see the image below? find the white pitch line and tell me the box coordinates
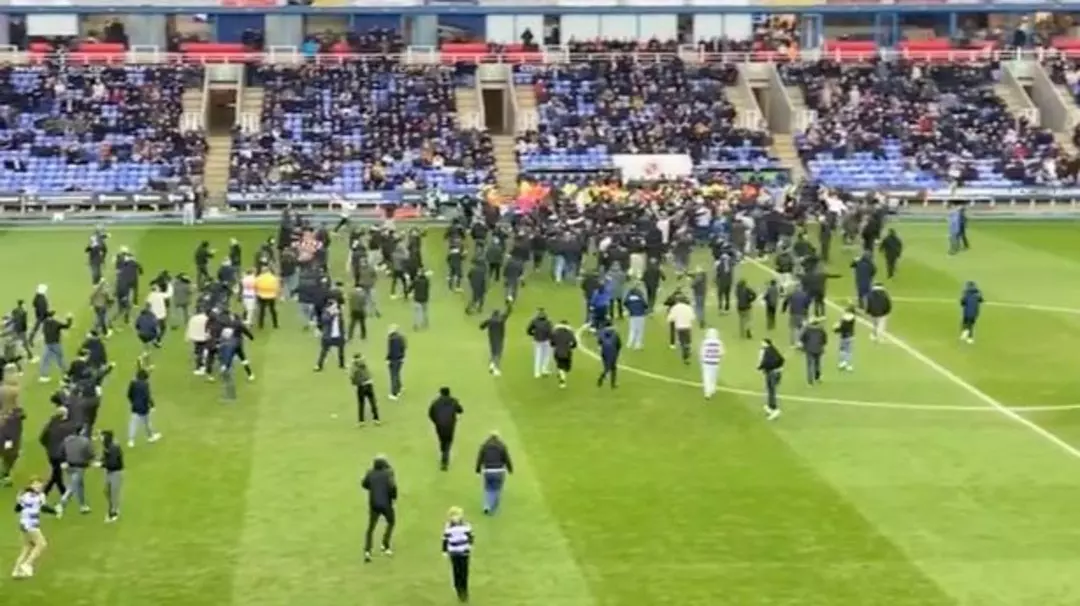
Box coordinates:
[745,258,1080,459]
[575,327,1080,413]
[890,296,1080,316]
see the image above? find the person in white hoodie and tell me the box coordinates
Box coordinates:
[699,328,724,399]
[185,309,209,375]
[146,285,168,337]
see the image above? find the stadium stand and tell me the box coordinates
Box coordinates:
[227,62,494,198]
[0,62,206,196]
[512,58,778,184]
[784,59,1062,190]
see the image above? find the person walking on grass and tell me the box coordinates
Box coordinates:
[442,506,474,603]
[361,455,397,563]
[475,431,512,515]
[126,368,161,447]
[100,430,123,523]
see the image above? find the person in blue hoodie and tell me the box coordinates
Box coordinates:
[125,368,161,447]
[960,281,983,344]
[315,301,346,372]
[134,304,160,353]
[623,284,648,350]
[595,323,622,389]
[589,282,612,333]
[849,251,877,310]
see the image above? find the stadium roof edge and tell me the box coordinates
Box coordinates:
[4,2,1076,14]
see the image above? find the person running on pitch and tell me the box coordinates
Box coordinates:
[12,477,57,579]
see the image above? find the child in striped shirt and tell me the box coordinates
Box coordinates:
[442,506,474,603]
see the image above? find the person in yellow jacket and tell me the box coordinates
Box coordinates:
[254,270,280,329]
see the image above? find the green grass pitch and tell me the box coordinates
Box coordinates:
[0,220,1079,606]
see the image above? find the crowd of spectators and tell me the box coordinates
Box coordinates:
[229,62,494,194]
[300,28,406,57]
[0,62,206,194]
[784,60,1064,189]
[514,58,775,177]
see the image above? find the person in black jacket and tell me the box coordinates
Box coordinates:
[406,269,431,330]
[865,283,892,342]
[386,326,406,400]
[126,368,161,447]
[9,300,33,362]
[38,311,74,383]
[39,407,75,498]
[0,405,25,486]
[361,455,397,562]
[799,318,827,385]
[735,280,757,339]
[28,285,50,346]
[757,339,785,421]
[100,429,124,523]
[475,431,513,515]
[428,387,464,471]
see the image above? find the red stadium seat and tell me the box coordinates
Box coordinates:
[823,39,877,61]
[180,42,250,63]
[1051,36,1080,51]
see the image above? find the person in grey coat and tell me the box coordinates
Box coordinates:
[58,429,95,516]
[170,273,193,329]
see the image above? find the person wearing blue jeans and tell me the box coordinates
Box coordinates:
[474,431,513,515]
[37,311,73,383]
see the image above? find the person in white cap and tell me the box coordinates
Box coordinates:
[699,328,724,399]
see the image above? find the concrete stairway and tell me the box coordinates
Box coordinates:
[993,83,1034,120]
[514,86,538,133]
[1055,131,1079,156]
[241,86,264,121]
[784,85,809,113]
[771,134,805,183]
[203,135,233,202]
[493,135,518,194]
[724,83,760,126]
[181,88,204,131]
[455,86,482,130]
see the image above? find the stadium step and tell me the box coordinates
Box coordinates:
[181,89,205,130]
[493,135,519,194]
[239,87,264,132]
[771,134,805,183]
[204,134,233,204]
[1054,131,1079,156]
[725,81,765,130]
[993,82,1037,122]
[514,86,538,133]
[784,86,808,112]
[455,87,482,130]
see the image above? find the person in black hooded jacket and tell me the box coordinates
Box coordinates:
[361,455,397,563]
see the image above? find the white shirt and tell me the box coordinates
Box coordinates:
[667,303,695,330]
[241,275,257,300]
[17,490,46,531]
[700,338,724,366]
[147,291,168,320]
[186,313,208,343]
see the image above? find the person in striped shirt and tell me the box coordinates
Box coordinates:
[699,328,725,399]
[12,477,56,578]
[442,506,474,603]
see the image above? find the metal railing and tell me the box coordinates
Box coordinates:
[9,46,1080,66]
[181,111,203,132]
[239,112,260,134]
[793,109,816,133]
[1017,107,1040,126]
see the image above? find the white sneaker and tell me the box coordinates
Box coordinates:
[37,377,49,384]
[20,564,32,577]
[148,433,162,443]
[54,504,64,519]
[127,440,135,448]
[767,408,782,421]
[247,374,256,382]
[492,368,501,377]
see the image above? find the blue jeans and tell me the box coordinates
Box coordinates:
[412,302,428,329]
[39,343,65,377]
[482,468,507,514]
[553,255,567,283]
[764,370,781,411]
[388,360,403,396]
[838,337,853,367]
